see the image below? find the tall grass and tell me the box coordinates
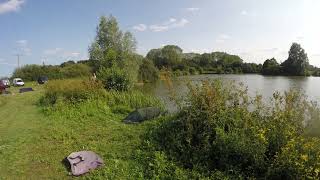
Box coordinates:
[40,79,164,115]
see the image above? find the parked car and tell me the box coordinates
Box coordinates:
[1,79,10,88]
[0,81,6,93]
[12,78,25,86]
[37,76,48,84]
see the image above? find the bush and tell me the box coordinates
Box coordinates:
[146,80,320,178]
[60,64,91,78]
[138,59,159,83]
[97,66,132,91]
[40,79,103,105]
[40,79,163,112]
[188,67,197,75]
[268,137,320,179]
[12,64,92,81]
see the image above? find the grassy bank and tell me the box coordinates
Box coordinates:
[0,80,164,179]
[2,79,320,179]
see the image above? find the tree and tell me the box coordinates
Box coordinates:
[262,58,280,75]
[146,45,183,69]
[138,59,159,83]
[60,60,76,67]
[88,15,137,69]
[281,43,309,76]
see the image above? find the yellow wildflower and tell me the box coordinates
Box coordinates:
[301,154,308,161]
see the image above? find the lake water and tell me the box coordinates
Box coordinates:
[142,74,320,112]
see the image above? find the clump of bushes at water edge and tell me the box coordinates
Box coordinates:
[142,80,320,179]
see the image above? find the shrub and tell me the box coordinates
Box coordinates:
[138,59,159,83]
[40,79,103,105]
[147,80,320,178]
[188,67,197,75]
[12,64,92,81]
[268,137,320,179]
[60,63,92,78]
[40,79,163,113]
[97,66,132,91]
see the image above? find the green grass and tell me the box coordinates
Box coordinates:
[0,83,161,179]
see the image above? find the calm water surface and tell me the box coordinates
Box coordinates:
[142,74,320,112]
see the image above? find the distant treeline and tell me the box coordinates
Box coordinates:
[261,43,316,76]
[12,63,92,81]
[145,42,319,77]
[10,16,319,83]
[12,41,319,82]
[146,45,262,75]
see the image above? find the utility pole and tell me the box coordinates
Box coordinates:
[15,54,22,68]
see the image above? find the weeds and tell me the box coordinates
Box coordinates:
[143,80,320,178]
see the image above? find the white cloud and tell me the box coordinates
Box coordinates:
[0,0,25,14]
[186,7,200,13]
[16,39,31,55]
[215,34,231,43]
[241,10,248,16]
[16,39,27,46]
[65,52,80,58]
[133,17,189,33]
[0,62,16,66]
[43,48,63,55]
[149,18,189,32]
[133,24,147,32]
[260,48,279,53]
[149,25,169,32]
[43,48,82,59]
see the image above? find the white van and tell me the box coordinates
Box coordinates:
[13,78,25,86]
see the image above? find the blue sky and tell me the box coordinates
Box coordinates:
[0,0,319,76]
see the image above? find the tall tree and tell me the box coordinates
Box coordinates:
[281,43,309,76]
[88,15,137,69]
[146,45,183,69]
[262,58,280,75]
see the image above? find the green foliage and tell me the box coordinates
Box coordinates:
[262,58,281,75]
[281,43,309,76]
[145,80,320,178]
[40,78,162,110]
[242,63,262,73]
[40,79,103,105]
[88,15,137,68]
[138,59,159,83]
[147,45,183,69]
[88,15,142,85]
[60,60,75,67]
[267,137,320,179]
[147,46,261,75]
[59,63,92,78]
[97,66,132,91]
[12,63,92,81]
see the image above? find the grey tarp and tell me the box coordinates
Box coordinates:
[123,107,162,123]
[67,151,104,176]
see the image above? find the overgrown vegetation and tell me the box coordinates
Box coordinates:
[40,79,163,111]
[141,80,320,179]
[12,63,92,81]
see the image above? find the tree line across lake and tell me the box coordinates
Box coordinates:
[8,15,318,85]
